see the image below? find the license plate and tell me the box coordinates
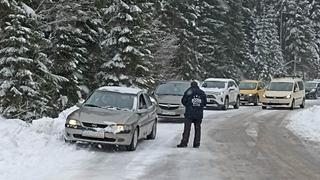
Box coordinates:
[269,100,279,103]
[82,130,104,139]
[162,111,176,115]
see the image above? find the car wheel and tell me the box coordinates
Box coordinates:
[234,96,240,109]
[300,98,305,108]
[241,103,245,106]
[254,96,259,106]
[147,120,157,140]
[222,97,229,110]
[127,128,138,151]
[290,99,295,110]
[262,106,266,109]
[314,94,317,99]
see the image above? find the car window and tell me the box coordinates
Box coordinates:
[84,90,135,110]
[155,82,189,96]
[143,93,152,108]
[231,81,237,88]
[294,83,299,91]
[228,82,232,88]
[139,94,147,109]
[202,81,226,89]
[297,81,304,91]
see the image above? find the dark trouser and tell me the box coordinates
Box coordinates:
[180,118,202,146]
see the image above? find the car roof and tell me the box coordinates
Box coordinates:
[204,78,234,82]
[305,81,320,84]
[97,86,143,95]
[271,77,303,83]
[163,80,190,84]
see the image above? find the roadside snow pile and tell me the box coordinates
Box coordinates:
[0,107,93,180]
[287,105,320,143]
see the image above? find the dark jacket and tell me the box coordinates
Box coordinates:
[181,86,207,120]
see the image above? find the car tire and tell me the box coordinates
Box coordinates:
[262,106,266,109]
[147,120,157,140]
[300,98,305,108]
[290,99,295,110]
[254,96,259,106]
[234,96,240,109]
[314,94,317,99]
[127,128,138,151]
[222,97,229,110]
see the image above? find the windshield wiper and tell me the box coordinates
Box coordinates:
[83,104,101,108]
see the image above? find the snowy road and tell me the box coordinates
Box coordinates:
[56,100,320,180]
[2,101,320,180]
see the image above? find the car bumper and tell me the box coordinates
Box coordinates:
[206,95,224,106]
[64,127,133,145]
[261,98,291,107]
[157,106,185,119]
[240,95,257,104]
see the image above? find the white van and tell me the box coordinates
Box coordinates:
[261,77,305,110]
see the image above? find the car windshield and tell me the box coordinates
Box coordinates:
[305,82,317,89]
[84,90,135,110]
[202,81,226,89]
[239,82,257,90]
[267,82,293,91]
[155,82,190,96]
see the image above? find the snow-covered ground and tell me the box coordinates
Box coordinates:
[0,107,94,180]
[287,105,320,143]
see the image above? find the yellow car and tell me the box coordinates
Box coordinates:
[239,80,265,106]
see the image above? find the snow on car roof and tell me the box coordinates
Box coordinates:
[97,86,143,94]
[204,78,234,82]
[271,77,302,82]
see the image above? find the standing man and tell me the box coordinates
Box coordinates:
[177,81,207,148]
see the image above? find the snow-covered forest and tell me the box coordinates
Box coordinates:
[0,0,320,121]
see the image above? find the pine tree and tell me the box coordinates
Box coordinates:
[46,0,101,107]
[283,0,316,77]
[161,0,203,80]
[98,0,152,88]
[255,1,285,80]
[0,2,62,120]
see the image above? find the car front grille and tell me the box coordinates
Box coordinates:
[265,96,286,99]
[207,95,215,99]
[159,104,180,110]
[73,134,116,142]
[82,122,108,128]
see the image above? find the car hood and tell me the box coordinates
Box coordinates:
[240,90,258,95]
[68,107,136,124]
[201,88,224,94]
[265,91,291,97]
[156,95,182,105]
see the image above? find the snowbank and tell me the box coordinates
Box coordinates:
[0,107,93,180]
[287,105,320,143]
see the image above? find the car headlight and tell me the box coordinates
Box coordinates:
[311,88,316,93]
[248,94,253,96]
[213,92,223,96]
[286,94,291,99]
[263,94,266,98]
[66,119,81,128]
[113,124,132,134]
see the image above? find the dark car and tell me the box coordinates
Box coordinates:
[305,81,320,99]
[64,86,157,151]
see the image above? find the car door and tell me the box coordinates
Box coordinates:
[257,82,265,99]
[143,93,157,134]
[317,83,320,97]
[227,81,236,103]
[137,93,150,138]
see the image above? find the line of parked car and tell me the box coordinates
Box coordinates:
[155,77,320,120]
[63,76,320,151]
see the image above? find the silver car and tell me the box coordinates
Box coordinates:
[64,86,158,151]
[154,81,190,120]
